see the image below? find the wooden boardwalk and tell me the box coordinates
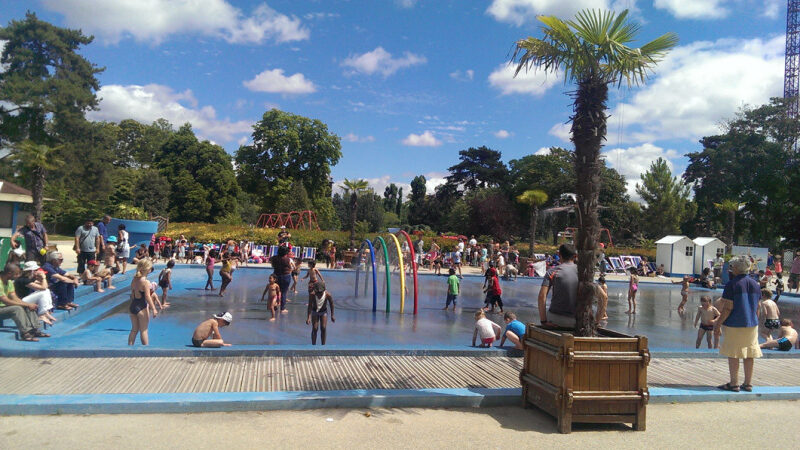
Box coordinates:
[0,356,797,395]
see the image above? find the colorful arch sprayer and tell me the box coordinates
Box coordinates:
[354,232,419,315]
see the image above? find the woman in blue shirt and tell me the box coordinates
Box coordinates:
[714,255,762,392]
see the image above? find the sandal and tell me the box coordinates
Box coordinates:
[56,305,73,311]
[740,384,753,392]
[68,303,79,308]
[717,382,740,392]
[33,330,51,338]
[19,332,39,342]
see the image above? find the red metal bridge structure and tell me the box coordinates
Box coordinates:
[256,210,320,230]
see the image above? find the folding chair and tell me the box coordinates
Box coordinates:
[302,247,317,261]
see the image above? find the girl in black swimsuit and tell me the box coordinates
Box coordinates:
[128,259,157,346]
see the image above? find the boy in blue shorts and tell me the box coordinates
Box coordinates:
[499,311,526,349]
[443,268,459,311]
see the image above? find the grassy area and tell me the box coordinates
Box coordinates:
[47,234,75,241]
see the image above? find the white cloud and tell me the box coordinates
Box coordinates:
[450,69,475,81]
[342,133,376,143]
[41,0,308,44]
[762,0,782,18]
[488,64,561,97]
[243,69,316,95]
[654,0,728,19]
[303,12,340,20]
[486,0,626,25]
[89,84,252,143]
[395,0,419,8]
[548,122,571,142]
[342,47,426,77]
[402,131,442,147]
[535,147,552,155]
[606,36,784,144]
[494,129,512,139]
[604,143,680,201]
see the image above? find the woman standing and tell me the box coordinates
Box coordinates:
[270,246,293,313]
[714,255,762,392]
[129,259,157,346]
[218,251,236,297]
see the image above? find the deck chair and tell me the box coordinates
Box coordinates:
[630,256,642,268]
[621,256,635,270]
[267,245,279,258]
[603,258,616,273]
[534,253,546,260]
[648,262,658,273]
[302,247,317,261]
[608,257,625,273]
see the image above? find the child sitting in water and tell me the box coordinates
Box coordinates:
[260,273,280,321]
[760,319,798,351]
[626,268,639,314]
[673,275,690,314]
[693,295,720,349]
[191,312,233,347]
[758,288,780,340]
[472,310,501,348]
[499,311,526,350]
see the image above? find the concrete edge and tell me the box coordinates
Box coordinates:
[3,386,800,415]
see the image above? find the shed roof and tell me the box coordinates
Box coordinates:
[655,235,690,245]
[0,180,33,204]
[693,237,723,246]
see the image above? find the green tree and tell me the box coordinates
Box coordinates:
[396,187,404,216]
[0,13,103,218]
[155,124,239,222]
[9,141,63,219]
[340,178,369,247]
[517,189,549,256]
[635,158,691,238]
[235,109,342,212]
[383,183,399,212]
[276,180,312,213]
[512,9,677,336]
[714,200,742,253]
[446,146,508,191]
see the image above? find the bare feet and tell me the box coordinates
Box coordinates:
[108,285,116,289]
[625,310,632,314]
[442,307,448,310]
[281,309,288,314]
[39,315,53,325]
[97,288,105,293]
[269,318,276,322]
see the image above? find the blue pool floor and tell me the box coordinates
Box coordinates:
[26,266,800,350]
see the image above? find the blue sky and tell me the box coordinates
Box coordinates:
[0,0,787,200]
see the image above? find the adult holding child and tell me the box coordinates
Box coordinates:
[270,245,293,313]
[11,214,49,264]
[714,255,762,392]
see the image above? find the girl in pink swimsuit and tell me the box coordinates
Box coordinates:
[626,268,639,314]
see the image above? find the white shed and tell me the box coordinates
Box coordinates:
[655,235,695,276]
[692,237,726,275]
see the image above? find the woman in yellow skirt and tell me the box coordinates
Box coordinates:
[714,255,762,392]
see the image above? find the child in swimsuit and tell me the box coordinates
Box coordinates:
[626,268,639,314]
[758,288,781,340]
[472,310,501,348]
[672,275,690,314]
[191,312,232,348]
[306,281,335,345]
[204,252,215,290]
[158,259,174,308]
[693,295,720,349]
[290,255,300,294]
[302,260,324,295]
[760,319,798,351]
[218,251,235,297]
[260,274,280,321]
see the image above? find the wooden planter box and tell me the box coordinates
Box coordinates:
[521,325,649,433]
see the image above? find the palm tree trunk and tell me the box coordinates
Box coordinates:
[529,206,537,257]
[572,78,607,337]
[727,210,735,253]
[32,167,46,221]
[349,195,358,250]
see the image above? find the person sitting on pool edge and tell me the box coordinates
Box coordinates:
[191,312,233,348]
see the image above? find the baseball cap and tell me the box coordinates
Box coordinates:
[22,261,40,271]
[214,312,233,324]
[88,260,99,266]
[107,236,117,242]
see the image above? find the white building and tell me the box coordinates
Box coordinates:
[692,237,726,276]
[655,235,695,276]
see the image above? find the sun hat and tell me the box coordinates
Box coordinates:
[12,248,24,256]
[22,261,40,271]
[313,281,326,294]
[214,311,233,323]
[108,236,117,243]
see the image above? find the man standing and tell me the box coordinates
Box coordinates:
[96,215,111,257]
[11,214,48,264]
[537,244,579,328]
[74,219,101,274]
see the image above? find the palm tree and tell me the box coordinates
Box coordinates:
[512,9,677,336]
[341,178,369,249]
[714,200,742,253]
[517,189,549,257]
[10,140,64,220]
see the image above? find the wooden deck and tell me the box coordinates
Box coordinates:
[0,356,797,395]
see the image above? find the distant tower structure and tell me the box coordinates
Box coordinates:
[785,0,800,150]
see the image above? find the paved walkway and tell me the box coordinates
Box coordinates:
[2,355,798,395]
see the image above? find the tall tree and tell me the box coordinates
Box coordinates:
[0,12,103,218]
[635,158,691,238]
[9,141,63,220]
[517,189,549,256]
[512,9,677,336]
[408,175,427,225]
[383,183,399,212]
[396,187,404,216]
[446,146,508,191]
[341,178,369,248]
[235,109,341,212]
